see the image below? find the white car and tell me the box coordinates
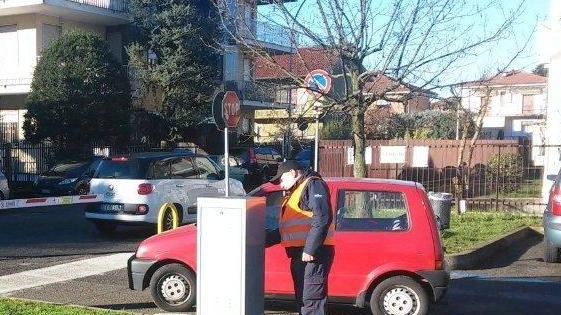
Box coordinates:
[85,152,245,233]
[0,170,9,199]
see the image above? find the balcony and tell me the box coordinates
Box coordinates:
[0,0,129,25]
[520,106,547,117]
[238,21,296,54]
[243,80,275,103]
[222,80,289,109]
[0,76,33,94]
[256,21,297,52]
[64,0,128,12]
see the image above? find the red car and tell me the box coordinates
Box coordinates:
[128,178,449,315]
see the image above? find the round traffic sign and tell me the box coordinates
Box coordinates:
[304,69,332,96]
[222,91,241,128]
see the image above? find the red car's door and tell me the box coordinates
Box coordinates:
[328,184,422,297]
[260,189,293,294]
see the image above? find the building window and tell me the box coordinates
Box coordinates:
[0,25,18,72]
[275,89,290,103]
[243,58,252,81]
[522,94,534,114]
[499,90,506,105]
[0,122,18,143]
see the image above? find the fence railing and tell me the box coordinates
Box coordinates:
[256,21,297,49]
[319,139,554,212]
[0,0,129,13]
[64,0,129,13]
[0,77,33,87]
[0,142,155,183]
[243,81,276,103]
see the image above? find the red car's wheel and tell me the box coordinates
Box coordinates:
[370,276,428,315]
[150,263,196,312]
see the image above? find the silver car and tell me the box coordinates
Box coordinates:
[543,168,561,262]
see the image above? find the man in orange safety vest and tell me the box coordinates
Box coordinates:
[267,160,334,315]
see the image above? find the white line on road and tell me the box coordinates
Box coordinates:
[0,252,133,295]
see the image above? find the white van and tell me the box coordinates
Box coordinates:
[85,151,245,233]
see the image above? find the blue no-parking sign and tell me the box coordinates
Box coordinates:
[304,69,332,96]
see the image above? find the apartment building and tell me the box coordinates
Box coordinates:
[538,0,561,200]
[460,70,547,166]
[219,0,295,137]
[0,0,295,142]
[0,0,129,142]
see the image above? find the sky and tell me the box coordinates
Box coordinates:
[258,0,551,94]
[485,0,550,72]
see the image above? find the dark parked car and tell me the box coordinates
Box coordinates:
[229,146,282,190]
[33,157,103,196]
[208,155,250,189]
[294,147,312,170]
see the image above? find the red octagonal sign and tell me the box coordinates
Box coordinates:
[222,91,241,128]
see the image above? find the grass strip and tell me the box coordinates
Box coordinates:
[441,211,541,254]
[0,298,132,315]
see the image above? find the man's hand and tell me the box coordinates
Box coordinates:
[302,252,314,262]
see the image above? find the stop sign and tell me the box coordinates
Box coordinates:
[222,91,241,128]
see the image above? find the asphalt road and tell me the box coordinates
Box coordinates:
[1,204,561,315]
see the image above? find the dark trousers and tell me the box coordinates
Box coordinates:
[288,245,334,315]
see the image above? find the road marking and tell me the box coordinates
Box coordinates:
[0,252,133,295]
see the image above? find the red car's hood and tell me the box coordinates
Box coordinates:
[136,224,198,259]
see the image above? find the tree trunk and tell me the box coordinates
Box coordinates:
[454,89,491,214]
[352,104,367,178]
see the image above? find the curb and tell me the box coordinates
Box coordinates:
[445,226,543,270]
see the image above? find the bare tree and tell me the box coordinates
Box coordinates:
[449,84,491,212]
[216,0,528,178]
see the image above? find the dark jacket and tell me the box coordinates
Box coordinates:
[266,171,333,257]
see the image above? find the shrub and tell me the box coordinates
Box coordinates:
[24,30,131,152]
[320,119,352,140]
[485,152,524,193]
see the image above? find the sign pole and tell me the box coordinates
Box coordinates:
[304,69,331,173]
[314,104,319,172]
[224,126,230,197]
[214,90,240,197]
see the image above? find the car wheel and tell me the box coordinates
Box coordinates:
[150,263,196,313]
[93,220,117,234]
[161,207,177,232]
[370,276,428,315]
[544,235,559,263]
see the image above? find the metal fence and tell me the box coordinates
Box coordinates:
[0,0,129,12]
[319,139,551,213]
[0,142,155,183]
[65,0,129,13]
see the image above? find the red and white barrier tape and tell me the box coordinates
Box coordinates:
[0,194,102,210]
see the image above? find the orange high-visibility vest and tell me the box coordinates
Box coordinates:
[279,177,335,248]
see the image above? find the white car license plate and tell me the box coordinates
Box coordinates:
[100,204,123,212]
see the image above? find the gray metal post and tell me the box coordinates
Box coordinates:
[314,104,319,171]
[224,127,230,197]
